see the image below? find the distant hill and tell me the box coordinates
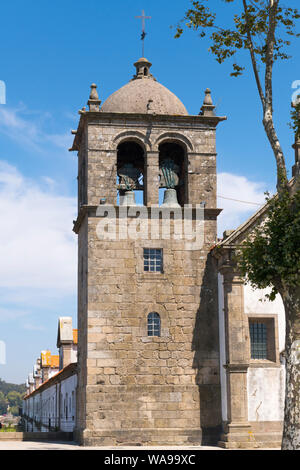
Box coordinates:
[0,379,26,415]
[0,379,26,396]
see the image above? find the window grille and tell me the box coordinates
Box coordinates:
[147,312,161,337]
[250,322,268,359]
[143,248,163,273]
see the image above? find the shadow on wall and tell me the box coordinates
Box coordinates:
[192,253,222,445]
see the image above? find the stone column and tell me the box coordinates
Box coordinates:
[42,366,51,383]
[219,261,254,449]
[61,343,72,369]
[144,151,159,206]
[292,140,300,178]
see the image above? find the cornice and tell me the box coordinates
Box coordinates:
[69,111,227,152]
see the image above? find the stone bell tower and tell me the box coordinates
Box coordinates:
[70,57,226,446]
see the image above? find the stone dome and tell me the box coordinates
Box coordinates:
[101,58,188,116]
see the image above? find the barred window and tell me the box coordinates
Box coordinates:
[147,312,161,337]
[250,322,268,359]
[144,248,163,273]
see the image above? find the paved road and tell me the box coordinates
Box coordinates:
[0,441,224,450]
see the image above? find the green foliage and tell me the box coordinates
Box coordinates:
[236,188,300,300]
[6,391,23,409]
[0,379,26,415]
[0,426,17,432]
[8,406,20,416]
[0,379,26,396]
[175,0,300,77]
[0,391,7,415]
[177,1,300,299]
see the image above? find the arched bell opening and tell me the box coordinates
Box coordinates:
[158,142,186,207]
[117,141,145,206]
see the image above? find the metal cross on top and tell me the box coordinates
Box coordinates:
[135,10,151,57]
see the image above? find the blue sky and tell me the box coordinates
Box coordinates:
[0,0,299,383]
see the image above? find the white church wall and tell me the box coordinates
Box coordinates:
[244,284,286,422]
[217,277,286,424]
[244,284,286,351]
[247,367,285,422]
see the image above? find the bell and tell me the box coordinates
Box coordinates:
[119,190,137,206]
[161,188,181,208]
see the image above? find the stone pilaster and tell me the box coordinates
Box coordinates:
[61,344,72,369]
[42,367,51,383]
[218,261,254,449]
[144,151,159,206]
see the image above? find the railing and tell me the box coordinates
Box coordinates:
[22,414,75,433]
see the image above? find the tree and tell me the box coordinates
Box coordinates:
[176,0,300,450]
[0,378,26,396]
[0,391,7,415]
[6,391,23,411]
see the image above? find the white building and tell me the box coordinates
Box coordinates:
[214,204,286,447]
[22,317,77,433]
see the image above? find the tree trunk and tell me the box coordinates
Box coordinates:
[280,287,300,450]
[262,109,288,194]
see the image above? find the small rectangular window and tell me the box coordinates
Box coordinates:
[249,322,268,359]
[143,248,163,273]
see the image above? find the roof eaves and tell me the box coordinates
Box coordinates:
[23,363,77,400]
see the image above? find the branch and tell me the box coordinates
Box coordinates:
[242,0,266,108]
[264,0,288,192]
[264,0,278,112]
[248,0,262,13]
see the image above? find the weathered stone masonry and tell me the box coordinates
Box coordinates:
[71,58,226,446]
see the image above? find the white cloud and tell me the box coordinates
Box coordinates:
[0,307,29,322]
[217,172,270,237]
[0,165,270,289]
[0,164,270,301]
[0,161,77,291]
[22,323,46,331]
[0,106,72,152]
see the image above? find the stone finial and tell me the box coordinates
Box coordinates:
[87,83,101,111]
[204,88,213,105]
[90,83,99,100]
[200,88,216,117]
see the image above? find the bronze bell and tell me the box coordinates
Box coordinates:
[161,188,180,208]
[119,190,137,206]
